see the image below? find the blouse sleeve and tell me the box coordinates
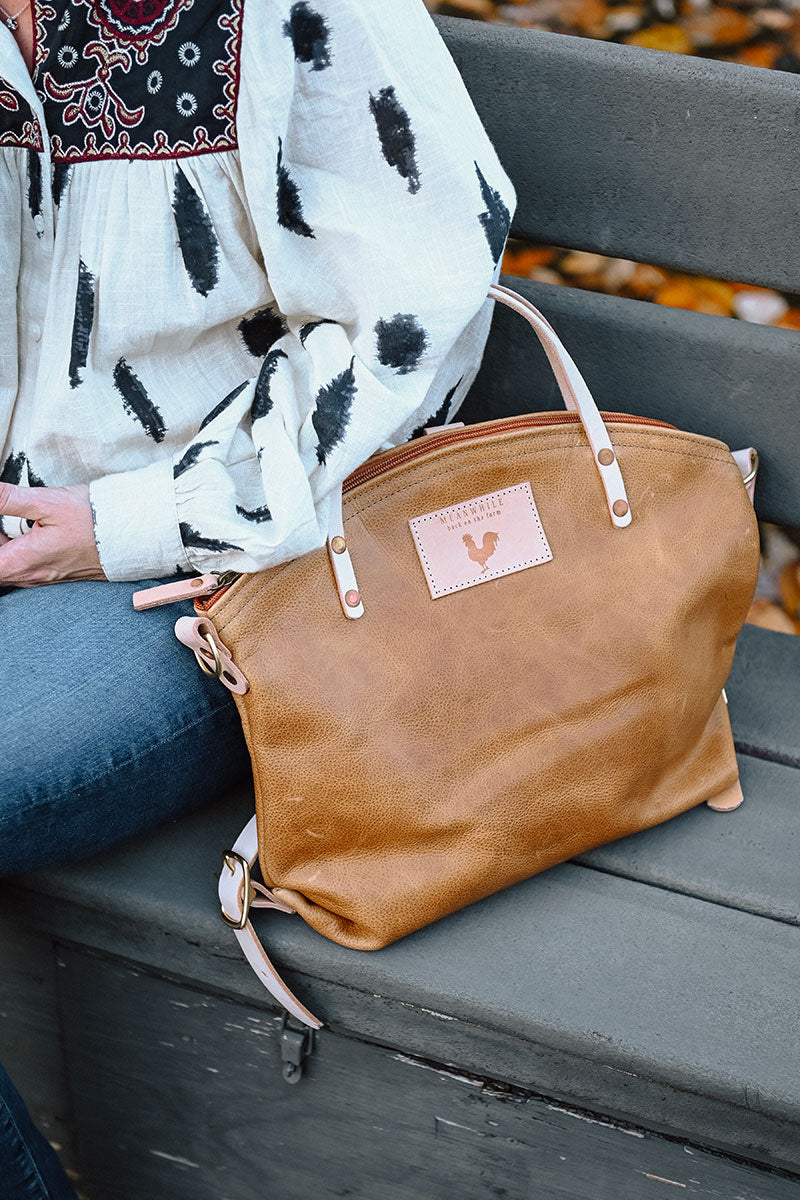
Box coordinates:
[90,0,516,581]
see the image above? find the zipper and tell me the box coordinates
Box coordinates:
[345,410,673,491]
[188,411,674,613]
[193,570,240,612]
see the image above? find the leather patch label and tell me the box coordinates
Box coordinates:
[409,482,552,599]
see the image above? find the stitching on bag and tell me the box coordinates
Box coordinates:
[411,481,552,597]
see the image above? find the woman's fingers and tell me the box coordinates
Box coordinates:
[0,484,105,586]
[0,482,50,521]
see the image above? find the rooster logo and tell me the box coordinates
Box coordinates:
[463,531,500,573]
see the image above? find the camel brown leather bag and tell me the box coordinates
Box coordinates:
[141,284,760,1030]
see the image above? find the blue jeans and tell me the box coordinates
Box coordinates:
[0,576,252,1196]
[0,1064,77,1200]
[0,577,251,875]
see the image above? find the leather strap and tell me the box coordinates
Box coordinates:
[218,816,324,1029]
[487,284,632,528]
[732,447,759,503]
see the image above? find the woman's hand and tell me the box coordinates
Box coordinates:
[0,483,106,586]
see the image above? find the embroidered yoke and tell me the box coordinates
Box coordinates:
[0,0,515,580]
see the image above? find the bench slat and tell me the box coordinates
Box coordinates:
[439,17,800,293]
[728,624,800,769]
[579,751,800,926]
[463,275,800,526]
[5,787,800,1169]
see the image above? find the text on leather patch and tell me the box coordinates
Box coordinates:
[409,482,552,599]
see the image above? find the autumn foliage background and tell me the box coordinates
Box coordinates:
[427,0,800,634]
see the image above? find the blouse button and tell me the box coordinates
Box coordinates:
[29,322,42,342]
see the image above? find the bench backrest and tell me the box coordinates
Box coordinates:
[438,17,800,528]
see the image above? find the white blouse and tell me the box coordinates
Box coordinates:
[0,0,515,581]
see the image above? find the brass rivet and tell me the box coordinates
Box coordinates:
[331,536,347,555]
[598,448,615,466]
[345,590,361,608]
[613,499,630,518]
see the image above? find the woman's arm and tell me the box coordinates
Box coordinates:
[5,0,515,586]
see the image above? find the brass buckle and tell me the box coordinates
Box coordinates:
[220,850,254,929]
[195,632,222,679]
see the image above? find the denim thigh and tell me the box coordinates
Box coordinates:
[0,577,251,876]
[0,1063,77,1199]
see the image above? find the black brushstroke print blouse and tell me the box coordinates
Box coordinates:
[0,0,516,580]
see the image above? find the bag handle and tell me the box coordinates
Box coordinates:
[487,284,632,528]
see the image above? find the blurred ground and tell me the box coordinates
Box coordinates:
[428,0,800,632]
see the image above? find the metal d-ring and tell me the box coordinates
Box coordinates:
[194,631,222,679]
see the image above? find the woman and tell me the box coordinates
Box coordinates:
[0,0,515,1190]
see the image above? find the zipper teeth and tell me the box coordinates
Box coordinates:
[196,411,674,612]
[344,411,673,491]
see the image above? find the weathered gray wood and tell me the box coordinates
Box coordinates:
[727,624,800,768]
[0,918,77,1179]
[437,17,800,293]
[58,951,799,1200]
[462,275,800,527]
[3,783,800,1170]
[579,752,800,925]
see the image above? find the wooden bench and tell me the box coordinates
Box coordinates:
[2,17,800,1198]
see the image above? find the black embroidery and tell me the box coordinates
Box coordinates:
[252,349,287,421]
[369,86,420,195]
[299,318,337,345]
[33,0,244,163]
[179,521,242,553]
[313,357,356,465]
[173,440,219,479]
[236,503,272,523]
[69,259,95,389]
[375,313,428,375]
[239,308,287,357]
[113,358,167,443]
[52,161,71,205]
[172,168,219,297]
[27,150,42,231]
[283,2,332,71]
[198,380,249,431]
[276,138,315,238]
[0,84,42,152]
[411,378,463,439]
[475,162,511,265]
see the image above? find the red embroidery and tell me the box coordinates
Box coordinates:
[101,0,174,30]
[0,84,43,152]
[87,0,192,66]
[28,0,244,163]
[43,42,145,141]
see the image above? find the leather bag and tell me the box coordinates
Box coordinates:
[149,284,760,1029]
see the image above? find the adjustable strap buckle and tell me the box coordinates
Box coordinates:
[220,850,254,930]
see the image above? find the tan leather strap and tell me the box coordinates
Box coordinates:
[218,816,323,1029]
